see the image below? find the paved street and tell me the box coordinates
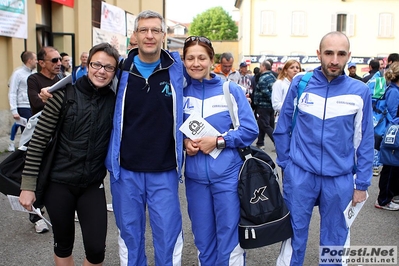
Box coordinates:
[0,138,398,266]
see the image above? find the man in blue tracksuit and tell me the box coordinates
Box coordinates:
[273,32,374,266]
[105,10,185,266]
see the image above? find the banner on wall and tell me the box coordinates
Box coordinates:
[0,0,27,39]
[126,13,137,38]
[101,2,126,36]
[93,27,127,57]
[243,55,375,66]
[52,0,74,8]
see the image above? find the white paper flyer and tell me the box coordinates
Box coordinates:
[179,113,222,159]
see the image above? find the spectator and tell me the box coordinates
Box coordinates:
[28,46,62,115]
[271,59,301,114]
[253,60,276,149]
[105,10,185,265]
[274,31,374,265]
[60,52,71,76]
[7,51,37,152]
[362,59,380,83]
[20,42,119,266]
[347,62,362,81]
[237,62,252,93]
[375,61,399,211]
[266,58,279,78]
[72,52,88,83]
[212,52,241,83]
[182,35,258,266]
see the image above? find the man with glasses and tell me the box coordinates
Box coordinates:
[28,46,62,115]
[25,46,62,234]
[105,10,185,266]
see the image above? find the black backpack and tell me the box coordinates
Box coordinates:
[223,81,292,249]
[237,146,292,249]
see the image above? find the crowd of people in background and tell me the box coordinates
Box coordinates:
[4,8,399,266]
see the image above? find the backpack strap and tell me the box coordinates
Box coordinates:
[292,72,313,132]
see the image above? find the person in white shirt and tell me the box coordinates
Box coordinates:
[271,59,301,116]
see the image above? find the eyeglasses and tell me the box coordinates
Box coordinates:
[89,62,116,72]
[137,27,163,35]
[43,57,62,63]
[184,36,212,47]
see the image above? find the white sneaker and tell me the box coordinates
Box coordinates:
[375,200,399,211]
[372,166,381,176]
[74,211,79,222]
[35,219,49,233]
[7,142,15,152]
[392,196,399,204]
[107,203,113,212]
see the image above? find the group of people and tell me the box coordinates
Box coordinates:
[9,8,385,266]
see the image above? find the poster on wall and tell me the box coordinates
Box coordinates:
[126,13,137,38]
[0,0,27,39]
[52,0,74,8]
[93,27,127,57]
[100,2,126,36]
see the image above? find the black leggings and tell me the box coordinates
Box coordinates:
[44,181,107,264]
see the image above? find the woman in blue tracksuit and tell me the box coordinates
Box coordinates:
[182,36,258,266]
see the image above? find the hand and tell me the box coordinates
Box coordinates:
[184,138,199,156]
[12,113,21,120]
[196,136,218,154]
[352,189,367,206]
[39,87,53,103]
[19,190,36,211]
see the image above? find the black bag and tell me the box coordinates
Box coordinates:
[237,146,293,249]
[0,84,74,206]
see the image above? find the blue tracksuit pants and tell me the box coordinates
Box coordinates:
[282,161,353,266]
[185,175,245,266]
[110,168,183,266]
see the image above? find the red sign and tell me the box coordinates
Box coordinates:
[52,0,74,8]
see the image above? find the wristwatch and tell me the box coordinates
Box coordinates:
[216,136,226,149]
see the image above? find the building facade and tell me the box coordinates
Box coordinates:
[234,0,399,73]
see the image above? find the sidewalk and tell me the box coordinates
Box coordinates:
[0,133,20,154]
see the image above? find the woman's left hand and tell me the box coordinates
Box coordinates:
[197,136,218,154]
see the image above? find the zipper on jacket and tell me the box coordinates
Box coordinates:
[201,82,211,182]
[320,84,329,176]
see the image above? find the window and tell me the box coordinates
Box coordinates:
[379,13,393,38]
[92,0,102,28]
[291,11,307,36]
[260,10,275,35]
[331,13,354,36]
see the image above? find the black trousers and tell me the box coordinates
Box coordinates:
[377,165,399,205]
[256,107,275,146]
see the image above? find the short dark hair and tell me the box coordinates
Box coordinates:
[60,52,69,58]
[369,59,380,71]
[37,46,58,61]
[388,53,399,64]
[87,43,120,67]
[21,51,35,64]
[266,58,274,66]
[220,52,234,63]
[253,67,260,75]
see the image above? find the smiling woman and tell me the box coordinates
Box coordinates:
[19,42,120,266]
[182,35,258,265]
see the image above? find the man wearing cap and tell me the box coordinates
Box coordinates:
[238,62,252,93]
[347,62,362,81]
